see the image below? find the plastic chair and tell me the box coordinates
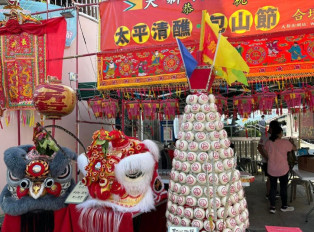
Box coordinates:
[290,178,313,205]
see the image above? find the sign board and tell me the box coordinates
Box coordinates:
[65,181,89,204]
[99,0,314,51]
[161,121,175,143]
[299,111,314,140]
[168,227,199,232]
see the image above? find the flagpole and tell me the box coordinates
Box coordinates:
[176,38,192,91]
[205,32,222,91]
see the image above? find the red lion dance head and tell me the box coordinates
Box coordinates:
[77,129,167,231]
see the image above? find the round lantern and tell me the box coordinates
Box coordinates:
[33,82,76,119]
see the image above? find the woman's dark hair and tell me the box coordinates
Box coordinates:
[269,126,283,142]
[269,120,280,130]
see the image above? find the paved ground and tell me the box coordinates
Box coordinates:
[246,175,314,232]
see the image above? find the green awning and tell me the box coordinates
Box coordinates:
[77,82,101,101]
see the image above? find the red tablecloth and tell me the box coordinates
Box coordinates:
[2,207,69,232]
[2,201,167,232]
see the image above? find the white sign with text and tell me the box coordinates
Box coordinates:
[65,181,89,204]
[168,227,199,232]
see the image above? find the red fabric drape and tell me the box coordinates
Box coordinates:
[1,207,68,232]
[0,17,66,80]
[0,17,64,36]
[1,202,167,232]
[45,18,67,79]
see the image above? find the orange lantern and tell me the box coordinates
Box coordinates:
[33,81,76,119]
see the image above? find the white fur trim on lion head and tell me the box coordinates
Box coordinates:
[77,153,88,177]
[142,140,160,162]
[115,151,155,197]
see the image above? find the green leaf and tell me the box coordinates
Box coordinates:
[40,140,49,149]
[95,139,106,145]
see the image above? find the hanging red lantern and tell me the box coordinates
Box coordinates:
[33,80,76,119]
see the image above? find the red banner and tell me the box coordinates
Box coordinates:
[0,17,66,109]
[232,33,314,76]
[97,44,197,90]
[100,0,314,51]
[0,33,46,109]
[97,33,314,89]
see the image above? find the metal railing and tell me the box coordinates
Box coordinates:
[48,0,100,20]
[230,137,261,174]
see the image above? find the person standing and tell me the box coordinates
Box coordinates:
[258,115,266,135]
[265,125,297,214]
[257,120,280,199]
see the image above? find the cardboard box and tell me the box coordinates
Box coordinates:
[298,156,314,173]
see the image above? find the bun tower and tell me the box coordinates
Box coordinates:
[166,93,249,232]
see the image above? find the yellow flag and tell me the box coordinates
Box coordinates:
[215,67,237,85]
[200,10,249,74]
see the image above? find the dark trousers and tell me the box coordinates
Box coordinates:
[269,172,289,207]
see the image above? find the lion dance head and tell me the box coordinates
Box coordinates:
[77,129,167,231]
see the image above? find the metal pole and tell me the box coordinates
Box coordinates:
[17,110,21,145]
[31,2,100,16]
[52,119,56,137]
[31,6,76,15]
[75,7,79,183]
[121,100,125,132]
[298,110,301,148]
[46,0,49,21]
[205,33,222,91]
[77,120,118,126]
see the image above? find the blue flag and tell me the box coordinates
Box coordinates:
[176,38,198,78]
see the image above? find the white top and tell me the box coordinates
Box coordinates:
[259,119,266,133]
[293,165,314,181]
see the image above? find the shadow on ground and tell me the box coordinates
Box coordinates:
[246,175,314,232]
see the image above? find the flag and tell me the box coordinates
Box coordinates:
[199,11,219,64]
[215,67,236,85]
[215,67,248,86]
[229,69,248,86]
[176,38,198,78]
[199,10,249,85]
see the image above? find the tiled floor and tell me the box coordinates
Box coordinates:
[246,175,314,232]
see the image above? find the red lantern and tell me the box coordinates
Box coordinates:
[33,82,76,119]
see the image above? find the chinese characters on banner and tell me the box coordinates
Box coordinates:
[0,17,67,109]
[0,33,46,109]
[98,0,314,89]
[100,0,314,51]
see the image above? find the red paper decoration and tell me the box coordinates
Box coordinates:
[281,88,305,113]
[124,100,141,120]
[233,96,255,118]
[256,92,277,114]
[102,98,119,119]
[142,100,159,120]
[88,98,119,119]
[215,95,228,116]
[305,86,314,112]
[88,98,103,118]
[160,99,179,120]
